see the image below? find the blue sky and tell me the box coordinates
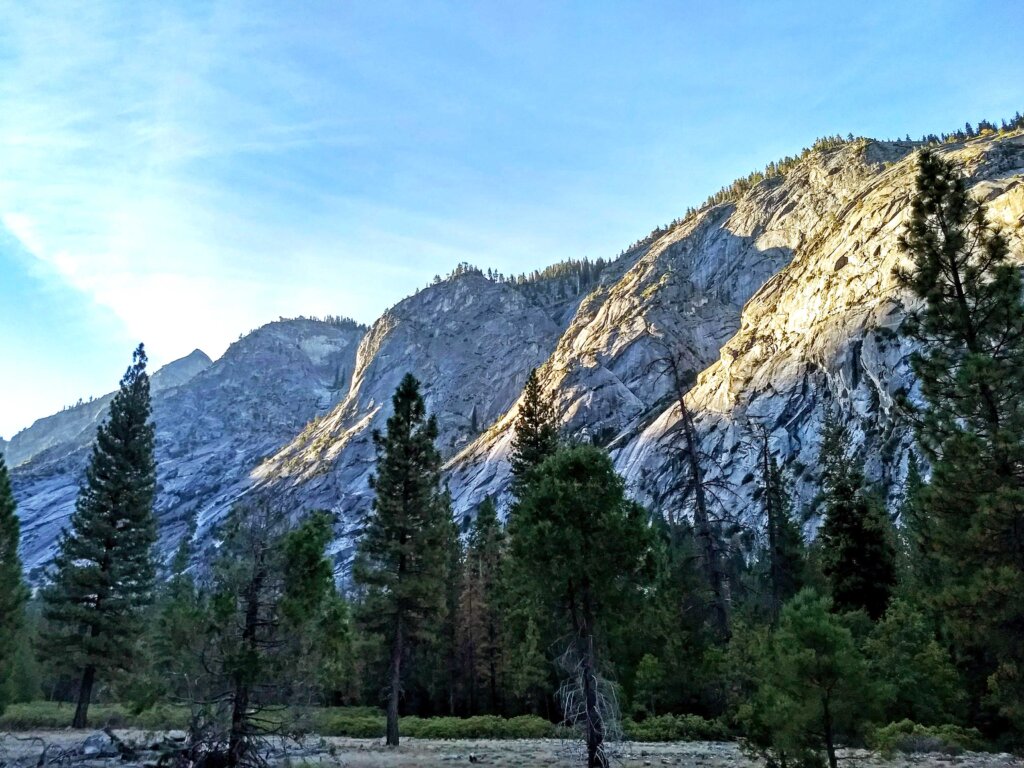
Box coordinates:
[1,0,1022,439]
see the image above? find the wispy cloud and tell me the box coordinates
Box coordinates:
[1,0,1021,437]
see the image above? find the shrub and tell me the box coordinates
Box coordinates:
[310,707,386,738]
[309,710,554,739]
[0,701,188,730]
[400,715,555,739]
[624,714,730,742]
[867,720,986,756]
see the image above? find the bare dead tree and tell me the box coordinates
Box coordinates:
[556,636,622,768]
[641,319,731,639]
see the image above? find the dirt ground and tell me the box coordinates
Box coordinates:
[1,731,1022,768]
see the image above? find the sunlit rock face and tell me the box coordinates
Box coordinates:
[249,273,588,564]
[11,132,1024,576]
[448,135,1024,535]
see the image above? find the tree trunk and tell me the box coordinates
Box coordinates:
[761,430,783,624]
[72,665,95,728]
[386,617,404,747]
[228,680,250,768]
[822,695,837,768]
[674,374,730,640]
[229,562,265,768]
[581,635,607,768]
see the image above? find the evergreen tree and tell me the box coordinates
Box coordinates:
[509,368,559,490]
[457,496,506,714]
[816,416,896,620]
[0,455,28,714]
[123,530,206,711]
[506,616,549,715]
[509,445,652,767]
[633,653,665,717]
[198,505,341,767]
[864,599,964,726]
[354,373,451,746]
[754,432,805,623]
[895,148,1024,733]
[40,344,157,728]
[749,590,879,768]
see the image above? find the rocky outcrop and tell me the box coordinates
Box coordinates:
[250,273,586,561]
[11,131,1024,576]
[609,136,1024,528]
[4,349,212,469]
[11,319,364,575]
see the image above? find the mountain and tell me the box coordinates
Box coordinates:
[3,349,213,469]
[10,318,365,576]
[10,129,1024,577]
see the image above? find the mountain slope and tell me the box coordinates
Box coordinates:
[11,130,1024,577]
[11,318,365,575]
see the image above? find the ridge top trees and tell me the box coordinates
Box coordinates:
[40,343,157,728]
[354,373,451,746]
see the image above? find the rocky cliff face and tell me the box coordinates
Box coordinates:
[11,131,1024,576]
[250,272,593,562]
[4,349,213,469]
[448,134,1024,534]
[11,318,364,575]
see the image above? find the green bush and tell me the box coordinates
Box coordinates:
[310,710,554,739]
[400,715,555,739]
[0,701,189,730]
[310,707,386,738]
[624,713,731,742]
[867,720,986,755]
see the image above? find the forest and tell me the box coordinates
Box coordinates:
[1,150,1023,768]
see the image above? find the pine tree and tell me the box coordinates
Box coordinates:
[354,373,451,746]
[509,445,652,767]
[895,148,1024,732]
[509,368,559,491]
[40,344,157,728]
[198,504,340,767]
[457,497,506,713]
[755,431,805,623]
[633,654,665,717]
[816,416,896,621]
[864,599,964,726]
[123,530,206,711]
[0,455,28,714]
[506,616,548,714]
[750,590,879,768]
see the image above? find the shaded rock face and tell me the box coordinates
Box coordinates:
[4,349,213,469]
[11,319,364,575]
[11,132,1024,577]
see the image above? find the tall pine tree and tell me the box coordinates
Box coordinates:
[509,368,559,490]
[40,344,157,728]
[457,496,506,714]
[0,455,28,714]
[896,148,1024,733]
[509,445,652,767]
[816,416,896,621]
[354,373,451,746]
[754,431,805,624]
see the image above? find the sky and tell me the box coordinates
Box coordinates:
[1,1,1022,439]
